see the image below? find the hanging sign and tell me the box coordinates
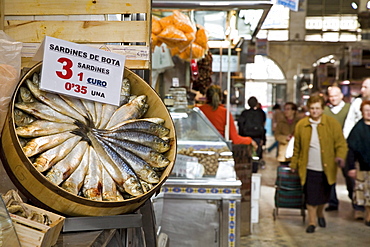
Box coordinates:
[36,36,126,106]
[276,0,300,12]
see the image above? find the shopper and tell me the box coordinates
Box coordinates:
[290,94,348,233]
[346,100,370,227]
[199,85,257,148]
[274,102,300,166]
[237,96,266,161]
[342,78,370,219]
[323,85,351,212]
[267,103,284,154]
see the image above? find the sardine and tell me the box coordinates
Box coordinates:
[33,135,82,172]
[98,104,118,129]
[61,147,89,195]
[119,78,131,105]
[99,136,170,168]
[59,95,89,119]
[18,86,36,103]
[45,141,88,185]
[22,131,76,157]
[26,78,87,124]
[100,138,159,183]
[15,102,77,124]
[81,99,96,124]
[96,130,171,153]
[105,95,148,129]
[102,167,123,201]
[106,117,165,130]
[14,109,36,127]
[16,120,78,138]
[140,180,154,193]
[82,147,103,201]
[97,78,131,129]
[94,102,103,127]
[87,132,143,196]
[99,119,170,137]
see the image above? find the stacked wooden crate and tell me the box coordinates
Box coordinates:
[0,0,151,70]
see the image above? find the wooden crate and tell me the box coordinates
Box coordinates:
[0,0,151,70]
[10,203,65,247]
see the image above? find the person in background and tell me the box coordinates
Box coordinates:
[343,78,370,138]
[237,96,266,163]
[274,102,300,166]
[290,95,348,233]
[323,86,351,212]
[267,104,284,154]
[199,85,257,148]
[342,78,370,219]
[346,100,370,227]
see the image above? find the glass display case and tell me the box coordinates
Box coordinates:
[152,107,241,247]
[170,107,235,179]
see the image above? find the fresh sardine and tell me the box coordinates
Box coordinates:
[100,138,159,183]
[94,102,103,127]
[18,86,36,103]
[16,120,78,138]
[100,137,170,168]
[87,132,143,196]
[102,167,123,201]
[96,130,171,153]
[106,117,165,130]
[97,78,131,129]
[59,95,89,119]
[99,119,170,137]
[105,95,148,129]
[14,109,36,127]
[22,131,76,157]
[26,78,87,124]
[81,99,96,124]
[33,135,82,172]
[15,102,77,124]
[45,141,89,185]
[61,147,89,195]
[82,147,103,201]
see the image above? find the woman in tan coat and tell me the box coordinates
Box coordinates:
[274,102,300,165]
[290,95,347,233]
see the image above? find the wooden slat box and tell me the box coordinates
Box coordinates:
[10,204,65,247]
[1,0,151,70]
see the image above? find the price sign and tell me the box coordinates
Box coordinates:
[39,36,126,106]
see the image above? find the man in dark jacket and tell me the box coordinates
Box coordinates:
[238,96,266,170]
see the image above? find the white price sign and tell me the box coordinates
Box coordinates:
[39,36,126,106]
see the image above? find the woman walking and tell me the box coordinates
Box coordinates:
[290,94,347,233]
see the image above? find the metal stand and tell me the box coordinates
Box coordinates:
[55,200,158,247]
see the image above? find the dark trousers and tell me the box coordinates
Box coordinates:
[328,167,365,211]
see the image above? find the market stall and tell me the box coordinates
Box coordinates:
[152,107,242,247]
[0,1,174,246]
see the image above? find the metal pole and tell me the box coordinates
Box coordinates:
[225,39,232,141]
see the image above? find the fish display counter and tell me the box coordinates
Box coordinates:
[152,107,242,247]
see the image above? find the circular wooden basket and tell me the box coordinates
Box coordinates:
[0,62,176,216]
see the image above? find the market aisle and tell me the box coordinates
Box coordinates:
[240,137,370,247]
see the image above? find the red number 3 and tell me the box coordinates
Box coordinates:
[56,57,73,79]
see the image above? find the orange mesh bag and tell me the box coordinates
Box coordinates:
[178,43,204,61]
[159,15,175,29]
[176,31,196,52]
[195,25,208,50]
[151,33,162,51]
[157,25,187,48]
[170,47,180,56]
[152,16,162,35]
[172,10,195,34]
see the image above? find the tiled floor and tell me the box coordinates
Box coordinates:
[240,138,370,247]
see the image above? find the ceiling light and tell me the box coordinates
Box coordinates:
[351,2,358,9]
